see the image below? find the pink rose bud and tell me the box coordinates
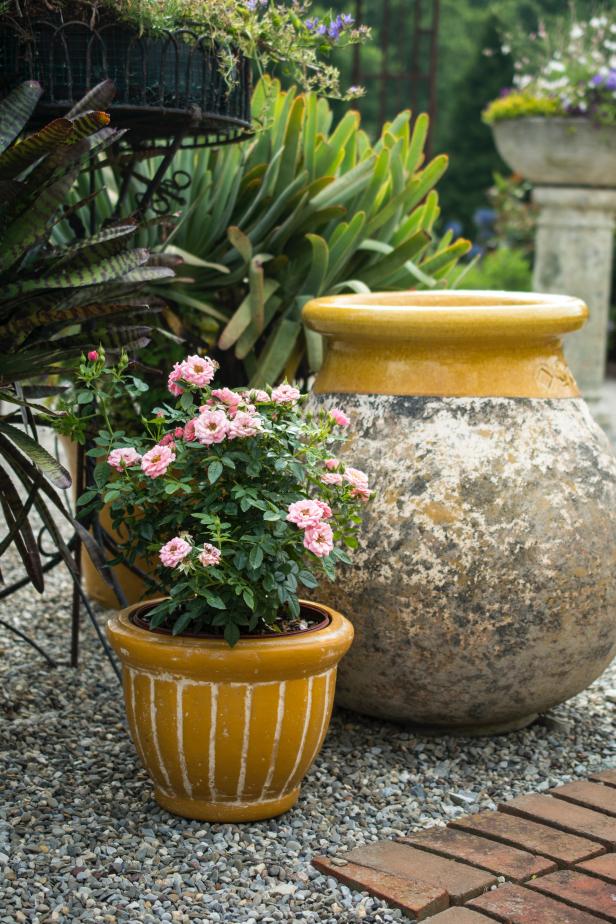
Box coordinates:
[87,350,99,362]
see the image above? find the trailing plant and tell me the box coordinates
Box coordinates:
[484,10,616,127]
[84,77,471,387]
[0,80,173,587]
[6,0,368,99]
[70,352,370,644]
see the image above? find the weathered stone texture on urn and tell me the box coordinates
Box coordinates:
[303,292,616,733]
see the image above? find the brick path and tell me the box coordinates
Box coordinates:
[313,769,616,922]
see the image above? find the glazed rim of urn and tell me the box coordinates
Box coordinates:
[303,290,588,343]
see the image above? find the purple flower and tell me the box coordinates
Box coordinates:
[317,23,328,36]
[305,17,317,30]
[592,69,616,90]
[329,21,342,39]
[342,13,354,26]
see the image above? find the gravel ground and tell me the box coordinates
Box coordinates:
[1,551,615,924]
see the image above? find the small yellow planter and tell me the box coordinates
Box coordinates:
[107,600,353,822]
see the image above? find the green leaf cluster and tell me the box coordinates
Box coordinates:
[89,76,471,387]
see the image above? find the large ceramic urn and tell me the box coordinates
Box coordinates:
[303,291,616,734]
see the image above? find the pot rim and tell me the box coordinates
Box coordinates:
[130,599,330,639]
[303,290,588,343]
[106,598,354,682]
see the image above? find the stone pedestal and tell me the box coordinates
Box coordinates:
[532,187,616,423]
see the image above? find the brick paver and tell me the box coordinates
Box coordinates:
[313,770,616,923]
[426,910,495,923]
[590,770,616,788]
[468,882,607,923]
[576,853,616,883]
[399,826,556,882]
[500,793,616,847]
[451,810,604,865]
[338,842,496,903]
[312,856,448,921]
[552,781,616,817]
[528,869,616,922]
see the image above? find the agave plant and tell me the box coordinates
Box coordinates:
[83,76,471,386]
[0,80,174,592]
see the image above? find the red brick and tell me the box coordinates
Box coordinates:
[312,856,448,920]
[500,794,616,848]
[590,770,616,789]
[529,869,616,922]
[342,841,496,903]
[425,909,496,923]
[399,827,556,882]
[468,882,607,923]
[576,853,616,884]
[451,811,604,865]
[552,781,616,817]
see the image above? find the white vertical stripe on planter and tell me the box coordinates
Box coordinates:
[176,679,193,799]
[282,675,313,795]
[149,676,172,791]
[236,685,254,801]
[208,683,219,801]
[261,681,287,799]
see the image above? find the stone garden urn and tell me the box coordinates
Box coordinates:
[303,291,616,734]
[491,117,616,425]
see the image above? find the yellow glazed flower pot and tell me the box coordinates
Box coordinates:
[106,600,354,822]
[303,290,616,734]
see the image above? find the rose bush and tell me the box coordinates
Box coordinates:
[78,352,371,643]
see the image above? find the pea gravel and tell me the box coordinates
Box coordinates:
[1,552,615,924]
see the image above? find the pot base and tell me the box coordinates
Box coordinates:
[405,713,540,738]
[154,786,301,823]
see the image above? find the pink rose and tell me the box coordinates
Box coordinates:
[159,537,192,568]
[107,447,141,472]
[199,543,222,567]
[180,354,217,387]
[286,499,326,529]
[303,522,334,558]
[157,433,176,447]
[314,499,332,519]
[244,389,270,404]
[321,472,343,485]
[194,409,229,445]
[271,384,301,405]
[183,418,198,442]
[174,427,185,438]
[330,407,350,427]
[212,387,241,408]
[227,410,263,440]
[87,350,99,362]
[324,458,339,470]
[141,444,176,478]
[167,362,184,397]
[344,465,370,499]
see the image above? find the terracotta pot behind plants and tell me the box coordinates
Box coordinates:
[303,290,616,734]
[107,600,354,822]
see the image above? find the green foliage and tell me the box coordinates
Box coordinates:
[77,354,369,642]
[457,248,532,292]
[88,77,470,387]
[10,0,368,99]
[0,80,171,589]
[483,92,564,124]
[438,16,514,234]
